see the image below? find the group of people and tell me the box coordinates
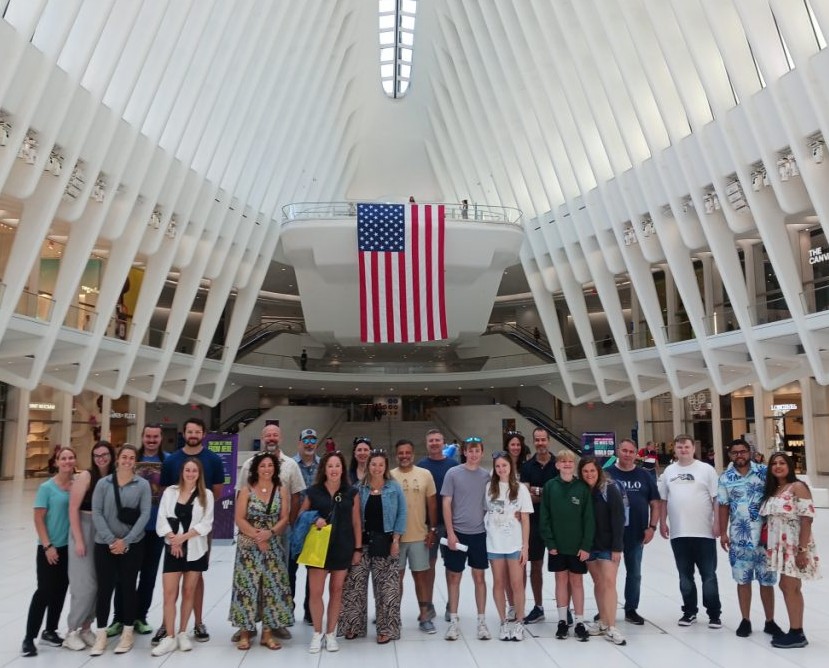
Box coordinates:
[23,421,822,658]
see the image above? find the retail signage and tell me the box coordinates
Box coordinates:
[109,412,136,419]
[770,403,797,412]
[808,246,829,264]
[205,433,238,542]
[29,402,56,410]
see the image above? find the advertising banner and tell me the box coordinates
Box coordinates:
[581,432,616,467]
[205,433,238,542]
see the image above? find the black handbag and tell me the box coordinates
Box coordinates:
[112,478,141,525]
[365,530,392,558]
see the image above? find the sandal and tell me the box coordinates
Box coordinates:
[377,634,391,644]
[260,629,282,651]
[236,631,251,650]
[345,632,358,640]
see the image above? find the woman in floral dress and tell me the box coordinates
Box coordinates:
[230,453,293,650]
[760,452,821,649]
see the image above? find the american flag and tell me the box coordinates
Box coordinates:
[357,202,447,343]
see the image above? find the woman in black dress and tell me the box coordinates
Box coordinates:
[297,451,362,653]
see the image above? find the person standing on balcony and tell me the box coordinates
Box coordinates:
[461,199,469,219]
[417,429,458,624]
[300,349,308,371]
[520,427,559,625]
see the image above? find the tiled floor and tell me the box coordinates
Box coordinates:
[1,478,828,667]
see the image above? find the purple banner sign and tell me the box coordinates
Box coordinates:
[205,433,238,541]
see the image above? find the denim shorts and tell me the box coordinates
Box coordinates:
[588,550,613,562]
[488,550,522,561]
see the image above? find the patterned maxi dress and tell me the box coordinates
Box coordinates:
[760,485,822,580]
[229,487,294,631]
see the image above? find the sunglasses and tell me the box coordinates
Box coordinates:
[302,437,318,445]
[370,448,387,456]
[464,436,483,443]
[491,451,508,459]
[353,436,372,445]
[505,430,522,436]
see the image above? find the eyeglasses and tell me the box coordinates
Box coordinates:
[353,436,372,445]
[302,437,318,445]
[464,436,482,443]
[730,449,750,456]
[491,451,507,459]
[93,452,111,459]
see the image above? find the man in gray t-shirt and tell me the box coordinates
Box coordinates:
[441,438,492,641]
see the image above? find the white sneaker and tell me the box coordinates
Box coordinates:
[511,622,525,641]
[177,632,192,652]
[499,621,511,641]
[324,632,339,652]
[80,629,97,647]
[151,636,177,657]
[309,632,323,653]
[445,619,460,641]
[587,621,608,636]
[605,626,627,646]
[63,630,86,651]
[506,605,516,622]
[477,620,491,640]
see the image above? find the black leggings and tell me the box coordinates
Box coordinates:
[26,545,69,640]
[94,541,144,627]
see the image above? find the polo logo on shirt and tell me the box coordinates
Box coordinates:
[571,496,581,505]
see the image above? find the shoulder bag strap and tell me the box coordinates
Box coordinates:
[112,476,124,513]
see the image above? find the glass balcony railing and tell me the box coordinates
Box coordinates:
[800,280,829,315]
[281,201,523,226]
[663,320,695,344]
[747,294,791,326]
[16,289,55,321]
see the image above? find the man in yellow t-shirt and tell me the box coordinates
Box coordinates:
[391,439,438,633]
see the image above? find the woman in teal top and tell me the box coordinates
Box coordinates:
[21,446,77,658]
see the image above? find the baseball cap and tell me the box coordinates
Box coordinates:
[300,428,317,440]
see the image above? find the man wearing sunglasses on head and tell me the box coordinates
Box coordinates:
[442,436,492,641]
[292,428,321,625]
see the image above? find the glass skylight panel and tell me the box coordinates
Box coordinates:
[378,0,417,98]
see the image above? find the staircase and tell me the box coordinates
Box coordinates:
[517,406,582,455]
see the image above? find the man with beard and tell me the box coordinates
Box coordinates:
[520,427,559,624]
[717,438,782,638]
[159,418,224,642]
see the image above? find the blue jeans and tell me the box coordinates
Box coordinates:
[670,537,721,618]
[621,539,643,612]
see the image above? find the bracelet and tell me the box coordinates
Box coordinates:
[648,525,657,531]
[797,546,808,553]
[429,527,437,533]
[354,546,364,552]
[43,543,53,550]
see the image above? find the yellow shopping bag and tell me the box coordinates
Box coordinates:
[297,524,332,568]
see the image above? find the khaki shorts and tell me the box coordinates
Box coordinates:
[398,540,430,572]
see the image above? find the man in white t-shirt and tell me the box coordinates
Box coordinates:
[658,434,722,629]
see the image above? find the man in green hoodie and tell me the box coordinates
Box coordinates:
[540,450,594,641]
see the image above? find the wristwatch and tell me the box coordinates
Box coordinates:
[429,527,437,533]
[354,546,364,552]
[648,525,657,531]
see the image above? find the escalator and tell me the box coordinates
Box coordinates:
[218,408,264,434]
[207,320,302,360]
[487,322,556,362]
[518,406,581,455]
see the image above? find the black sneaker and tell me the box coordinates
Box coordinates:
[593,613,600,622]
[574,622,589,642]
[625,610,645,625]
[764,620,784,637]
[151,626,167,646]
[524,606,545,624]
[39,630,63,647]
[193,623,210,642]
[771,631,808,649]
[21,638,37,657]
[678,613,697,626]
[555,620,569,639]
[736,619,752,637]
[708,618,722,629]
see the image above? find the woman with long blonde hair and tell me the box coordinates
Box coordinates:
[152,458,214,656]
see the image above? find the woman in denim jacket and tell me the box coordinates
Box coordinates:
[338,449,407,643]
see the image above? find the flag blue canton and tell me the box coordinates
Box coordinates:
[357,203,405,252]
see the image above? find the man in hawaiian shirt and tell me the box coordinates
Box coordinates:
[717,438,782,638]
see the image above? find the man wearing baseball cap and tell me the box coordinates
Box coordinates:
[292,428,320,624]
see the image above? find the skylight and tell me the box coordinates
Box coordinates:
[379,0,416,98]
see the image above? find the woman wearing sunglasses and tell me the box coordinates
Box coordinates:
[485,452,533,641]
[339,449,407,644]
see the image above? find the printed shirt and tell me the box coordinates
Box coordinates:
[717,461,767,547]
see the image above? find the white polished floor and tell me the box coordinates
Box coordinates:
[1,478,828,668]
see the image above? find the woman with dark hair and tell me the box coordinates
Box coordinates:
[504,431,529,481]
[229,453,292,650]
[339,449,406,643]
[485,452,532,641]
[152,458,214,656]
[21,447,77,657]
[297,451,361,653]
[63,442,115,651]
[348,437,372,485]
[578,457,626,646]
[90,444,151,655]
[760,452,821,649]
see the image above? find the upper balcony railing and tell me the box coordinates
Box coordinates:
[281,201,523,226]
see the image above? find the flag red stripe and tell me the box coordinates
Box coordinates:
[411,205,421,342]
[437,205,447,338]
[425,205,434,340]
